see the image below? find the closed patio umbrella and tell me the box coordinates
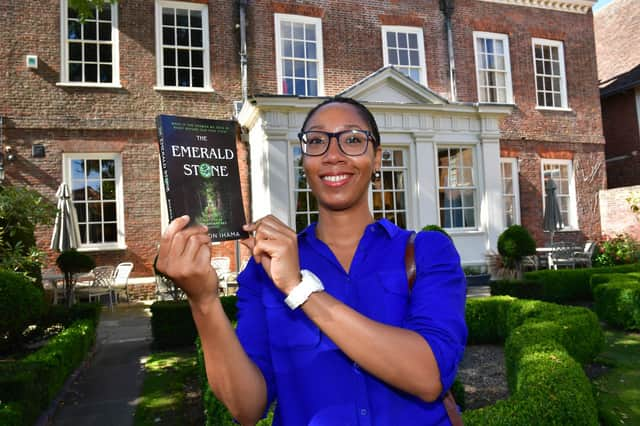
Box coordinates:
[50,183,82,305]
[543,177,564,245]
[50,183,81,252]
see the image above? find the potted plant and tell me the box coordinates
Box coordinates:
[56,249,95,307]
[463,265,491,286]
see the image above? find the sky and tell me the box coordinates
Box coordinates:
[593,0,616,12]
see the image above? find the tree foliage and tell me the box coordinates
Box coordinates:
[68,0,118,22]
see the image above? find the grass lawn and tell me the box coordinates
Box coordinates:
[593,328,640,425]
[134,350,203,426]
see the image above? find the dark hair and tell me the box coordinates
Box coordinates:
[300,96,380,148]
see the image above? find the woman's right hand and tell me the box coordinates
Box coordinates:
[155,215,219,307]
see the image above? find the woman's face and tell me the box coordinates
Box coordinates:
[302,103,381,213]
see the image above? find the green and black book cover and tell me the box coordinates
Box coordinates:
[156,114,249,242]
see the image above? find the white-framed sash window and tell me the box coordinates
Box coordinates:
[473,32,513,104]
[275,14,323,96]
[155,0,211,91]
[500,158,520,227]
[63,153,125,250]
[381,26,427,85]
[60,0,120,87]
[291,145,319,232]
[372,147,409,229]
[532,38,568,109]
[541,159,578,229]
[437,146,478,230]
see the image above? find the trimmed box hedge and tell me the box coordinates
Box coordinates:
[490,263,640,303]
[591,272,640,330]
[150,296,238,349]
[0,318,96,426]
[463,296,602,425]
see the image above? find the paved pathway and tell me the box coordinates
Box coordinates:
[46,303,152,426]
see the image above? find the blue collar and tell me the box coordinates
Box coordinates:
[299,218,400,241]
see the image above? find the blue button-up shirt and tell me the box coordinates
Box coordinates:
[236,219,467,425]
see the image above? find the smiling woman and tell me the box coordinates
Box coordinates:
[155,96,468,426]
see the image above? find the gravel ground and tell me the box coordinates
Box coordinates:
[457,344,509,410]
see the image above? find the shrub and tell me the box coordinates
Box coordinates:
[0,270,45,351]
[594,234,640,267]
[462,297,601,425]
[0,319,96,425]
[591,273,640,330]
[421,224,452,240]
[497,225,536,269]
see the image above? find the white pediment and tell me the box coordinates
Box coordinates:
[339,66,449,105]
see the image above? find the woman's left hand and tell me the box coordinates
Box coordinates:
[242,215,301,295]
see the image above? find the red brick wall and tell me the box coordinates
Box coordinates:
[0,0,247,278]
[599,185,640,240]
[601,90,640,188]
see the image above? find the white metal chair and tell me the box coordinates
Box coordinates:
[112,262,134,303]
[573,241,596,268]
[211,257,232,295]
[549,242,577,270]
[76,265,115,310]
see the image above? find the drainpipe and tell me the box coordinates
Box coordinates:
[440,0,457,102]
[239,0,248,102]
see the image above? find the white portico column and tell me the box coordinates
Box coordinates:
[480,134,503,253]
[413,131,438,229]
[258,127,292,224]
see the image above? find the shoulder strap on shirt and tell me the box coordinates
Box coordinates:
[404,231,417,291]
[403,230,464,426]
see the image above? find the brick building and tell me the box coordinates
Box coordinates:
[594,0,640,189]
[0,0,605,288]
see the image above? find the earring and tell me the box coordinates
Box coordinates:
[371,170,381,183]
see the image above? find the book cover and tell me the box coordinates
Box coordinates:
[156,114,249,242]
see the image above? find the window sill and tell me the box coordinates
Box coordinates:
[56,82,123,89]
[444,229,485,235]
[535,106,573,113]
[544,228,579,233]
[154,86,215,93]
[77,244,127,252]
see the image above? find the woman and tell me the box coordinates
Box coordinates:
[156,97,467,425]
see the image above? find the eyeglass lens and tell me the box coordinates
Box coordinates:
[301,130,369,156]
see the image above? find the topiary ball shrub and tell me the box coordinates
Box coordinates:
[55,250,95,274]
[497,225,536,268]
[0,270,45,351]
[422,224,452,240]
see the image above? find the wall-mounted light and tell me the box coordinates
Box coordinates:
[4,146,15,162]
[26,55,38,69]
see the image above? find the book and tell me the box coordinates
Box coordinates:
[156,114,249,242]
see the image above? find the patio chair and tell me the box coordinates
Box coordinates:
[573,241,596,268]
[549,242,576,270]
[76,265,116,310]
[211,257,232,296]
[112,262,134,303]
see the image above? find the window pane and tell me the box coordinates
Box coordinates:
[177,28,189,46]
[86,160,100,178]
[398,33,407,48]
[103,223,117,242]
[164,48,175,66]
[192,69,204,87]
[307,42,316,59]
[88,203,102,221]
[293,22,304,39]
[70,42,82,61]
[103,202,116,221]
[89,224,102,243]
[99,65,112,83]
[386,32,396,47]
[69,20,81,40]
[294,60,305,77]
[71,160,85,179]
[84,64,98,83]
[163,8,174,26]
[163,28,175,45]
[191,29,202,47]
[306,62,317,78]
[399,50,409,66]
[178,68,190,86]
[295,79,305,95]
[99,44,112,62]
[192,50,203,68]
[294,41,305,58]
[190,10,202,28]
[307,80,318,96]
[84,22,97,40]
[281,21,291,38]
[305,24,316,41]
[102,180,115,199]
[408,33,418,49]
[176,9,189,26]
[164,68,176,86]
[74,202,86,222]
[283,40,292,57]
[178,49,189,66]
[99,23,111,41]
[85,44,97,61]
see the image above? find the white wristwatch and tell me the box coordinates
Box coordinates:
[284,269,324,310]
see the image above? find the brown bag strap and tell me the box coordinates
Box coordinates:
[404,232,464,426]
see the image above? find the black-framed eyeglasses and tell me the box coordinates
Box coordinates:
[298,129,374,157]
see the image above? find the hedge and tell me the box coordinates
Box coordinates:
[591,272,640,330]
[463,296,602,425]
[0,318,96,425]
[490,263,640,303]
[150,296,238,349]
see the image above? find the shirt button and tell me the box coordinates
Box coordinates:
[360,409,368,416]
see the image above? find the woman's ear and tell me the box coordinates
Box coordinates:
[374,146,382,171]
